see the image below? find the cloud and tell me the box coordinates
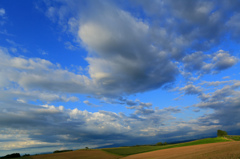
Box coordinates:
[188,80,240,129]
[181,50,238,77]
[227,13,240,38]
[179,84,203,95]
[182,51,208,72]
[200,80,236,87]
[78,4,178,95]
[0,8,5,16]
[83,100,99,107]
[0,47,178,98]
[212,50,238,71]
[0,102,184,154]
[0,48,95,95]
[2,89,79,104]
[38,0,240,95]
[222,76,230,79]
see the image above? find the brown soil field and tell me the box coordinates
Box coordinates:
[30,149,121,159]
[122,141,240,159]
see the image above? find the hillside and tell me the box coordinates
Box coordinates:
[102,137,231,156]
[2,136,240,159]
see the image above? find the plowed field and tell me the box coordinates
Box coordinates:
[122,141,240,159]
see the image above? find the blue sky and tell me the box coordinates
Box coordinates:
[1,0,240,156]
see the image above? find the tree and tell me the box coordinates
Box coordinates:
[217,130,227,137]
[23,154,30,157]
[156,142,162,146]
[1,153,20,158]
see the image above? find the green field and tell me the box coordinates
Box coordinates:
[102,137,231,156]
[226,135,240,141]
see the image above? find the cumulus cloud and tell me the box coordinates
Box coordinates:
[0,46,178,99]
[78,4,178,94]
[0,101,185,154]
[212,50,238,71]
[38,0,240,95]
[182,51,209,72]
[179,84,203,95]
[181,50,238,77]
[0,48,97,98]
[186,80,240,131]
[132,0,235,54]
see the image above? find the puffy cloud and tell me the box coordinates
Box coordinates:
[181,50,238,77]
[38,0,240,95]
[179,84,203,95]
[188,80,240,130]
[0,48,98,101]
[182,52,208,72]
[0,46,178,98]
[212,50,238,71]
[78,5,178,95]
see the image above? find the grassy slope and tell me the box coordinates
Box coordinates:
[102,137,231,156]
[226,135,240,141]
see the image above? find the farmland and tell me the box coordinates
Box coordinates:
[2,136,240,159]
[122,141,240,159]
[102,137,230,156]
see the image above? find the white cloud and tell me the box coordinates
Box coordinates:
[181,50,238,78]
[83,100,99,107]
[0,140,61,151]
[179,84,202,95]
[0,48,96,95]
[78,6,178,95]
[0,8,5,16]
[212,50,238,71]
[222,76,230,79]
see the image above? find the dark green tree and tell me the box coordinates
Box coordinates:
[1,153,20,158]
[217,130,227,137]
[156,142,162,146]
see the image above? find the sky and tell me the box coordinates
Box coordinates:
[0,0,240,156]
